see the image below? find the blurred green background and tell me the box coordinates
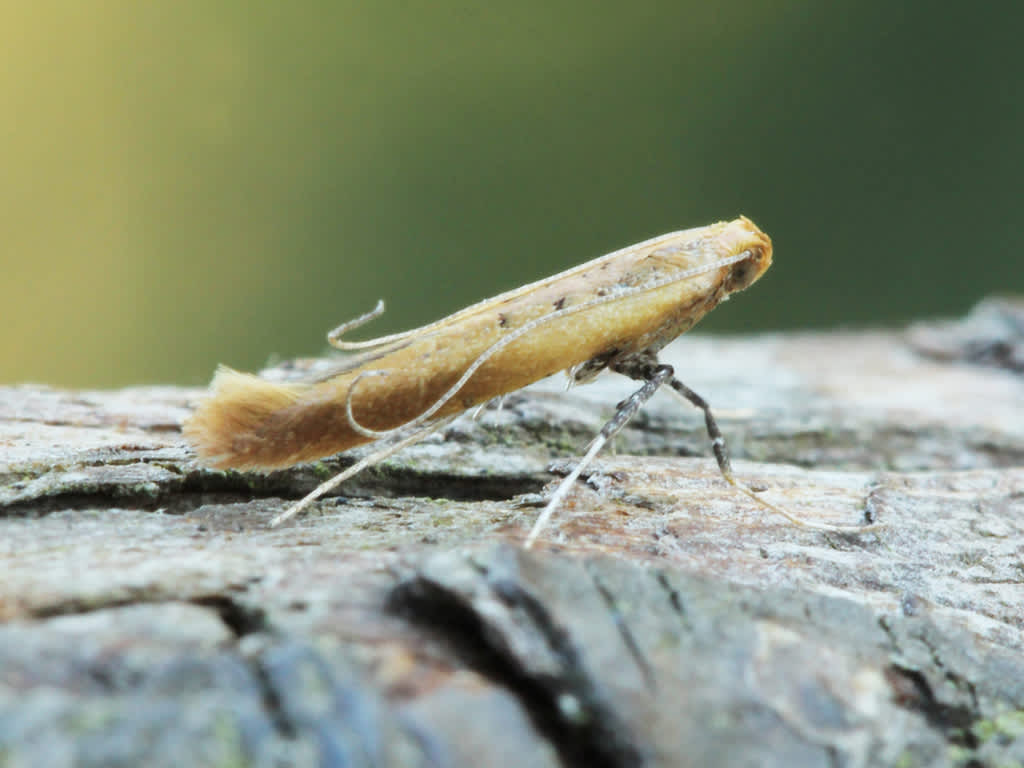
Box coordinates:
[2,2,1020,388]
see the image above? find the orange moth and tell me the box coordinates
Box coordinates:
[184,217,871,545]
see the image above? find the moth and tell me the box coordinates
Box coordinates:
[184,216,869,545]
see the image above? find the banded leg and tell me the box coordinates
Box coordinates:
[667,377,734,482]
[663,374,876,533]
[524,363,674,548]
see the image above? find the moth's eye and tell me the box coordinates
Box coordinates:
[726,254,760,292]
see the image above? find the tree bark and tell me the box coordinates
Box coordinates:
[2,298,1023,767]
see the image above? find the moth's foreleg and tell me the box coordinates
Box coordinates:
[665,376,878,533]
[666,377,736,484]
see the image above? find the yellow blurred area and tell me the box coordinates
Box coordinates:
[1,3,1020,387]
[3,4,258,384]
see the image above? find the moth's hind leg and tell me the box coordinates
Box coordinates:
[524,361,674,548]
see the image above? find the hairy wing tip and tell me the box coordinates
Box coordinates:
[184,369,305,468]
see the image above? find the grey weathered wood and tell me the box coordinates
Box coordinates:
[2,300,1023,767]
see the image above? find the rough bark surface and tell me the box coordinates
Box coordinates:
[2,299,1023,767]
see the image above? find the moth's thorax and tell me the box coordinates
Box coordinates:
[571,216,772,378]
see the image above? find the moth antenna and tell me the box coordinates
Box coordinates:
[340,250,756,440]
[327,299,391,350]
[722,474,883,533]
[326,299,441,352]
[344,369,391,438]
[660,384,882,534]
[268,414,458,527]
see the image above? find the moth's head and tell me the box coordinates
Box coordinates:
[723,216,773,294]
